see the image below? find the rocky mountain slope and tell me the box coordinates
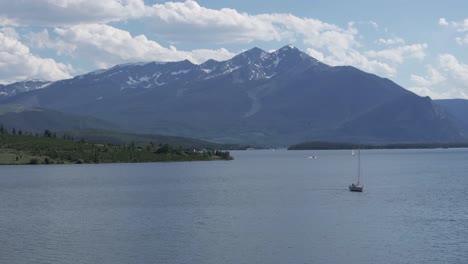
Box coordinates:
[3,45,465,145]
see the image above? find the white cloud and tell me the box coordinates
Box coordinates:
[0,0,436,83]
[455,35,468,45]
[0,31,72,84]
[146,1,291,43]
[321,49,397,76]
[439,18,449,26]
[376,37,405,45]
[0,27,19,39]
[142,1,418,77]
[366,43,427,64]
[438,54,468,84]
[408,86,455,99]
[0,0,147,26]
[409,54,468,99]
[310,43,428,78]
[306,48,325,61]
[145,1,357,49]
[438,18,468,46]
[27,29,77,55]
[369,21,379,29]
[410,66,445,87]
[451,18,468,32]
[31,24,235,69]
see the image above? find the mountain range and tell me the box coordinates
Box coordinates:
[0,80,51,99]
[1,45,467,145]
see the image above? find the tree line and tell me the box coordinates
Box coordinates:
[288,141,468,150]
[0,124,233,164]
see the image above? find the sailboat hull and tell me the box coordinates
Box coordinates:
[349,185,363,192]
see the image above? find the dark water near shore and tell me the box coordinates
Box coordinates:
[1,149,468,264]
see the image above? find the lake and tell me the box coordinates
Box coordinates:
[1,149,467,263]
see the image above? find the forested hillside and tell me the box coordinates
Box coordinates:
[0,126,232,165]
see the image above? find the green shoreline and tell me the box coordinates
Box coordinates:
[0,131,233,165]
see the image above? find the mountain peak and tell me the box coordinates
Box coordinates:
[280,44,298,51]
[233,47,268,61]
[243,47,267,56]
[5,43,463,145]
[200,59,219,68]
[264,44,321,70]
[275,44,303,56]
[225,47,268,69]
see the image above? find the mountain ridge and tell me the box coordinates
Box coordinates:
[2,45,466,145]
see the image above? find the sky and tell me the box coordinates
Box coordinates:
[1,0,468,99]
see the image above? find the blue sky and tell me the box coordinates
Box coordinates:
[1,0,468,99]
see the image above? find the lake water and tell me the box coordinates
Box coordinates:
[1,149,467,264]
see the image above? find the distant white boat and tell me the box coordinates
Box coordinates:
[308,155,317,159]
[349,149,363,192]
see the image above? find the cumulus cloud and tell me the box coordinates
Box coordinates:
[143,1,422,77]
[146,1,290,43]
[145,1,389,75]
[0,0,436,84]
[30,24,236,69]
[0,27,19,39]
[0,31,72,84]
[409,54,468,99]
[321,49,397,76]
[369,21,379,29]
[361,38,428,77]
[376,37,405,45]
[306,48,325,61]
[438,18,468,46]
[305,43,427,77]
[27,29,77,55]
[0,0,147,26]
[438,54,468,84]
[439,18,449,26]
[146,1,356,47]
[366,43,427,64]
[456,35,468,45]
[451,18,468,32]
[410,66,445,87]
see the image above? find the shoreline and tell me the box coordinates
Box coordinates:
[288,142,468,150]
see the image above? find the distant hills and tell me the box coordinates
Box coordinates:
[0,80,51,99]
[2,45,468,145]
[288,141,468,150]
[0,105,239,150]
[0,105,118,132]
[434,99,468,132]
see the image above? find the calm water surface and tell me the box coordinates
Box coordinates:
[1,149,468,264]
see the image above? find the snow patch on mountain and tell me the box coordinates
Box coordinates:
[3,45,326,98]
[126,77,138,85]
[153,73,165,86]
[171,69,191,75]
[0,80,52,98]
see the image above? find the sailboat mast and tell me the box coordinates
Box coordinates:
[357,148,361,185]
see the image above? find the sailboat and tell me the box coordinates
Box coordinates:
[349,149,363,192]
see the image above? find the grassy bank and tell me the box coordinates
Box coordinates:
[0,131,233,165]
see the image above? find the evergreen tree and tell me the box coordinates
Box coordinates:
[44,130,52,137]
[0,124,7,134]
